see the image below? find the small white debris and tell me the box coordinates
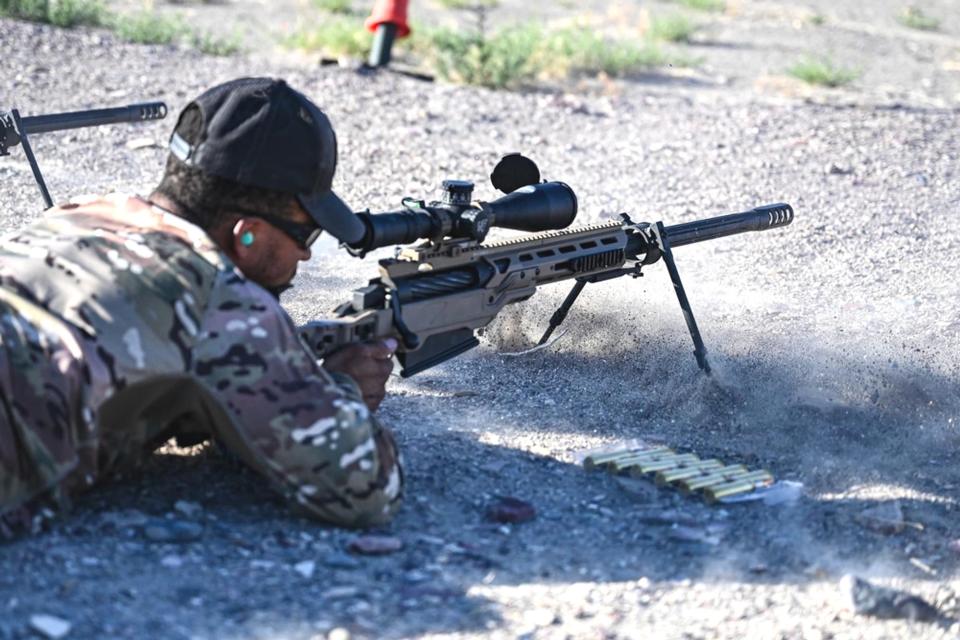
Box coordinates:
[29,614,72,639]
[160,555,183,568]
[328,628,351,640]
[525,608,558,627]
[322,586,360,600]
[294,560,316,579]
[125,137,159,150]
[174,500,203,519]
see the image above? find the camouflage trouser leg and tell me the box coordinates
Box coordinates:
[0,296,85,540]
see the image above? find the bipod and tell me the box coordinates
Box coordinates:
[651,220,711,374]
[536,218,712,374]
[0,102,167,208]
[536,265,644,346]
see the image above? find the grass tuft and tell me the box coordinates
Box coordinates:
[670,0,725,13]
[649,14,699,43]
[285,16,372,58]
[191,30,243,56]
[435,0,498,9]
[787,57,858,87]
[110,10,183,45]
[544,28,670,78]
[897,6,939,31]
[420,24,541,88]
[0,0,104,27]
[312,0,354,14]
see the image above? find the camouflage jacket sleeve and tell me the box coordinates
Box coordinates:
[193,269,403,527]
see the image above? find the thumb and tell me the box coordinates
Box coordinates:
[366,338,398,359]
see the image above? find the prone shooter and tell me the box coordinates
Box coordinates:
[0,79,793,540]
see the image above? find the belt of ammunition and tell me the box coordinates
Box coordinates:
[703,471,774,503]
[627,453,700,476]
[583,446,671,471]
[677,465,750,493]
[655,459,723,485]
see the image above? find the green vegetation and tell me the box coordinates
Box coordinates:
[543,28,669,78]
[0,0,104,27]
[807,13,827,26]
[897,6,940,31]
[312,0,354,14]
[281,0,697,89]
[285,16,372,58]
[670,0,725,13]
[421,24,541,88]
[0,0,241,55]
[110,10,183,45]
[191,30,243,56]
[787,57,858,87]
[649,14,698,43]
[435,0,498,9]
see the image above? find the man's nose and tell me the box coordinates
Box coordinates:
[298,245,312,262]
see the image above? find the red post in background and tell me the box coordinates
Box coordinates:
[366,0,410,67]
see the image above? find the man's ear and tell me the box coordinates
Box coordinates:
[230,218,260,255]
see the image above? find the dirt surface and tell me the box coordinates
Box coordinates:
[1,1,960,639]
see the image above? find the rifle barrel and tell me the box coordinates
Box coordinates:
[19,102,168,135]
[663,203,793,248]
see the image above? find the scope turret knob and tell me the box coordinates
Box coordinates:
[441,180,474,207]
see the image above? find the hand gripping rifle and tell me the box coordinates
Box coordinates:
[1,101,168,208]
[300,154,794,377]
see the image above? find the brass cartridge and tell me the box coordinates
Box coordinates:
[627,453,700,477]
[703,471,774,503]
[677,465,749,493]
[605,448,674,472]
[583,447,670,471]
[655,459,723,485]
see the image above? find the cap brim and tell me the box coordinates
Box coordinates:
[298,190,366,245]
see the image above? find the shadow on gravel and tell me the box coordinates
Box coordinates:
[2,326,957,638]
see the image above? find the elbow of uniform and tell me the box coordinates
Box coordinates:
[294,461,405,529]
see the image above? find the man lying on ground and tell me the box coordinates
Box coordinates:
[0,77,402,539]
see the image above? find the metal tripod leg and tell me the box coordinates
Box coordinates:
[537,279,587,346]
[654,221,711,374]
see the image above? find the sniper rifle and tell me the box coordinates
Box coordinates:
[300,154,794,377]
[1,101,168,208]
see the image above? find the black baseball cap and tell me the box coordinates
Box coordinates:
[168,77,365,244]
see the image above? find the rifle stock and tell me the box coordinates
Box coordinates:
[300,203,794,376]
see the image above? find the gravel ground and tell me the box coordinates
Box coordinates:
[1,2,960,639]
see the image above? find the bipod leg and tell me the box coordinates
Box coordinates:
[537,279,587,346]
[654,221,711,374]
[11,109,53,209]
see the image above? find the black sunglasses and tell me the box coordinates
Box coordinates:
[237,209,322,249]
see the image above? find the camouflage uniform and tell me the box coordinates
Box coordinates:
[0,194,402,538]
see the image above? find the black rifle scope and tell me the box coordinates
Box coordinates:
[348,179,578,254]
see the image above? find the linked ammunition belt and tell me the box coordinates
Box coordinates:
[584,447,773,503]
